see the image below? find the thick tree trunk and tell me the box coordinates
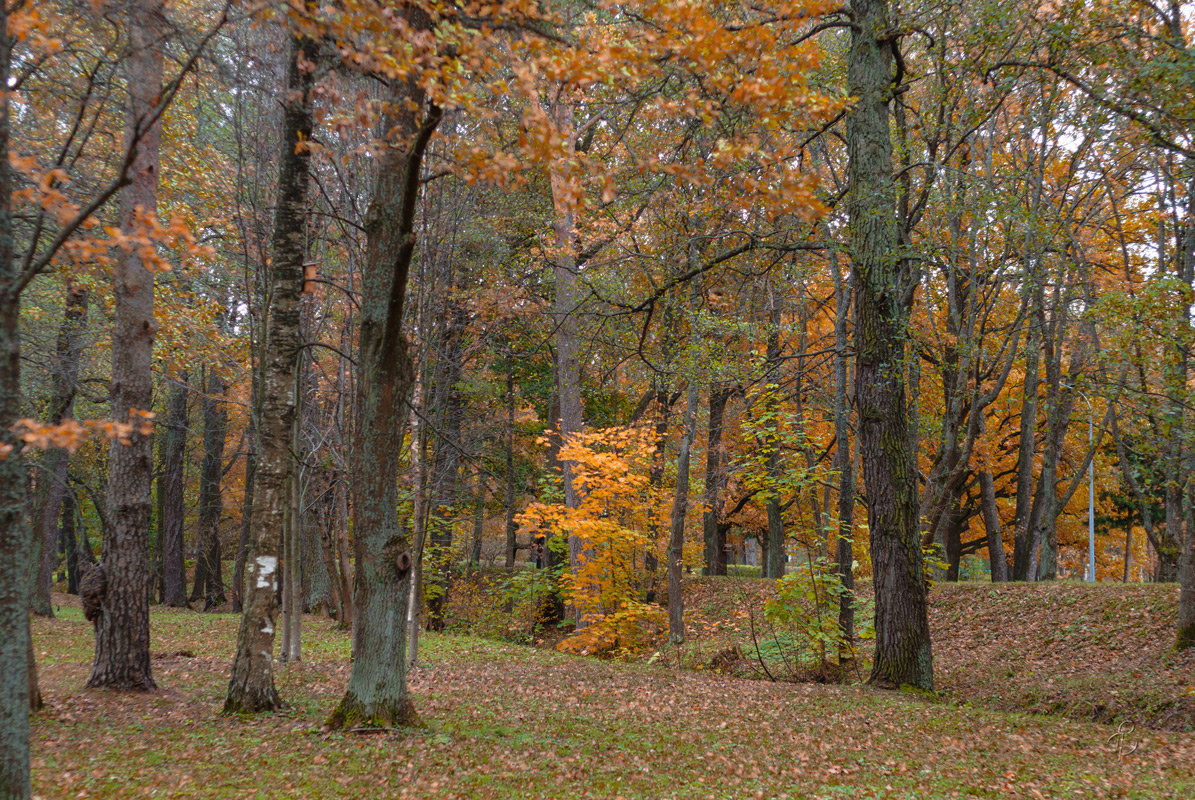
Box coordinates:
[224,34,316,714]
[196,367,227,611]
[326,54,441,729]
[158,372,188,606]
[0,7,32,789]
[88,0,166,691]
[847,0,932,690]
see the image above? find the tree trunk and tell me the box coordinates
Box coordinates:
[224,33,317,713]
[406,377,429,668]
[88,0,166,691]
[158,372,188,606]
[424,288,465,630]
[544,95,588,622]
[668,379,699,644]
[829,250,856,648]
[1176,175,1195,646]
[503,342,519,570]
[326,52,441,729]
[336,472,354,631]
[702,383,732,576]
[978,467,1008,582]
[61,489,81,595]
[198,368,227,609]
[471,472,485,567]
[763,293,786,580]
[1011,314,1041,580]
[231,371,259,613]
[32,282,88,616]
[0,4,32,788]
[281,448,302,662]
[281,349,304,662]
[847,0,933,690]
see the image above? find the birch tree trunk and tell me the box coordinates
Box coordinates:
[223,33,316,713]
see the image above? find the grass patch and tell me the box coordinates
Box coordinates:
[30,590,1195,799]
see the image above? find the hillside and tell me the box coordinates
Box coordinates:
[675,578,1195,731]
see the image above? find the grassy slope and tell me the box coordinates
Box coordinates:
[30,585,1195,800]
[677,578,1195,731]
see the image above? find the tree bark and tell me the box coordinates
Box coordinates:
[158,372,188,606]
[702,383,732,576]
[224,33,316,713]
[32,282,88,616]
[196,367,227,610]
[61,489,81,595]
[763,292,785,580]
[231,387,258,613]
[847,0,933,690]
[668,379,699,644]
[0,3,32,789]
[1011,311,1041,580]
[1176,174,1195,647]
[549,97,588,621]
[88,0,167,691]
[829,250,856,647]
[326,49,441,729]
[503,343,519,571]
[424,284,465,630]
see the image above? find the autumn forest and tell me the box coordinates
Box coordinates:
[2,0,1194,797]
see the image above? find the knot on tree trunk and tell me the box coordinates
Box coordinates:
[81,563,107,625]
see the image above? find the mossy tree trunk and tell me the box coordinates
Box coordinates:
[847,0,933,691]
[326,48,441,730]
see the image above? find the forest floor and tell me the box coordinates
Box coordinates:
[31,582,1195,800]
